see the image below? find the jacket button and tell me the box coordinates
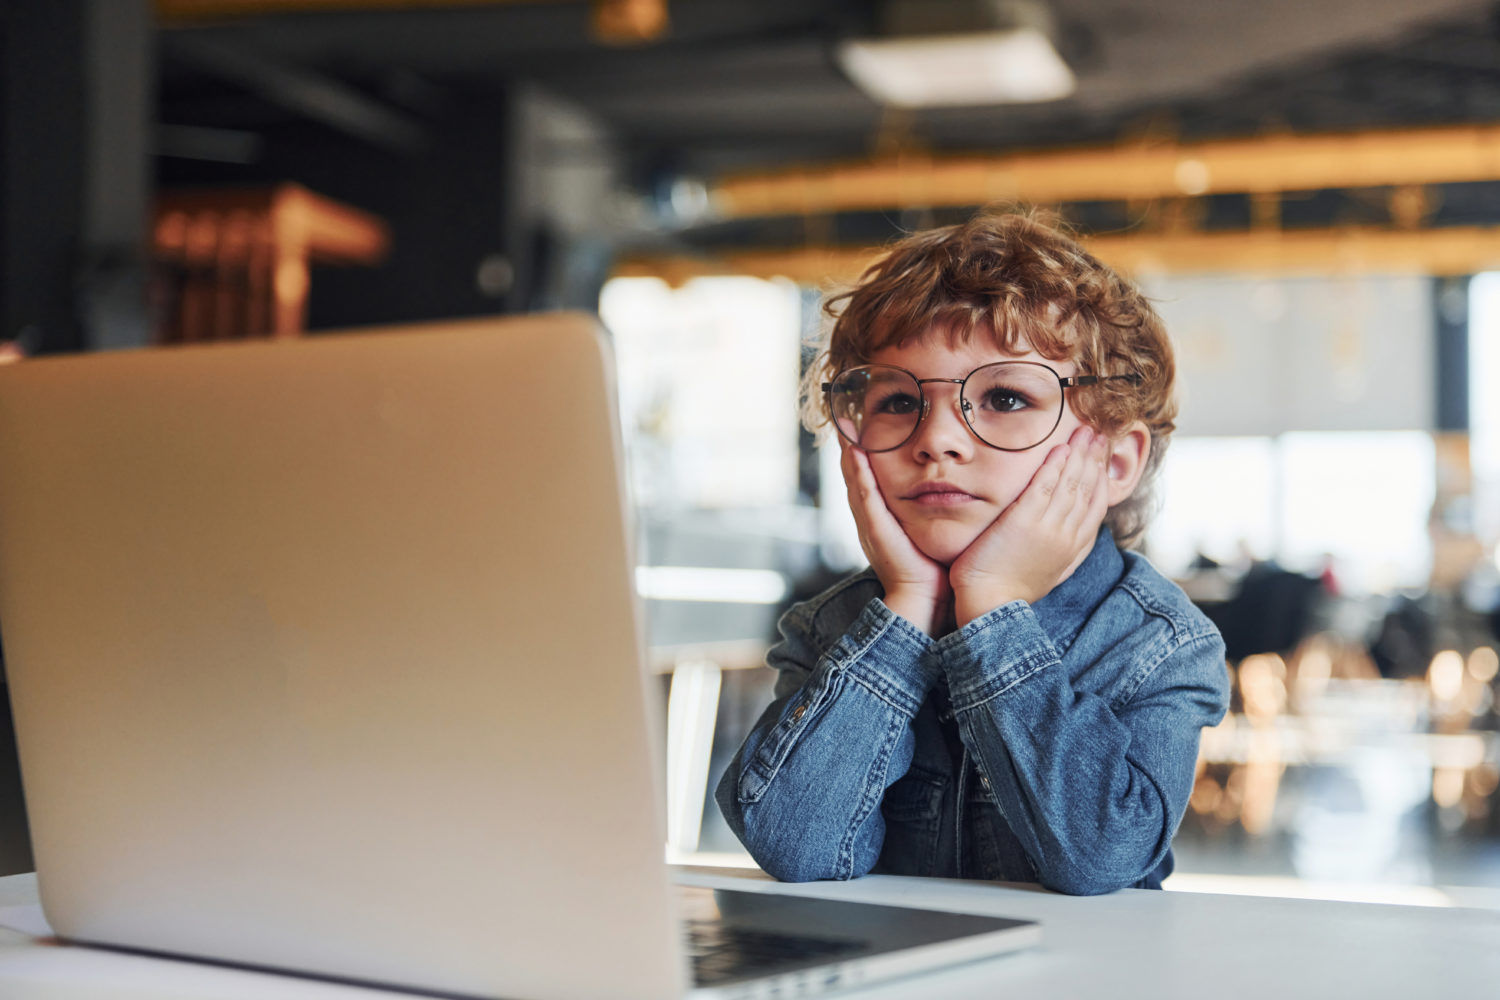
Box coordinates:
[980,774,991,791]
[791,704,807,722]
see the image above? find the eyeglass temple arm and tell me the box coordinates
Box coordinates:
[1060,373,1143,388]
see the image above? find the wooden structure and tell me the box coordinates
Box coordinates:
[152,184,389,343]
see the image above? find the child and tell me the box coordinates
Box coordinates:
[715,209,1230,896]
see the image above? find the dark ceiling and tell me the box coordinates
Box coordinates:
[158,0,1500,182]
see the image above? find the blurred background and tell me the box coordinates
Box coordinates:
[3,0,1500,908]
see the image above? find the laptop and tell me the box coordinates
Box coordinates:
[0,313,1038,999]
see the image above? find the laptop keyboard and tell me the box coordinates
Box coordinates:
[685,919,867,987]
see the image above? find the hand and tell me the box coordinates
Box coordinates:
[949,426,1110,626]
[840,440,953,635]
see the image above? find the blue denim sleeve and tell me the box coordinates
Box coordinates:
[714,596,940,882]
[935,601,1228,896]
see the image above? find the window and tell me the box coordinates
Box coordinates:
[1149,433,1434,593]
[600,276,803,510]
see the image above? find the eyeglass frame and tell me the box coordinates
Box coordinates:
[822,361,1144,453]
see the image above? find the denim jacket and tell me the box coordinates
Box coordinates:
[715,528,1230,896]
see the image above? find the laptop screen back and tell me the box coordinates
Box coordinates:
[0,314,685,999]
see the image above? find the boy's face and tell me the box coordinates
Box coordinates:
[862,329,1088,566]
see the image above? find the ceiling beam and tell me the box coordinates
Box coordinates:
[615,226,1500,284]
[711,124,1500,218]
[166,35,427,153]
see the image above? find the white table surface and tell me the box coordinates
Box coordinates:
[2,865,1497,998]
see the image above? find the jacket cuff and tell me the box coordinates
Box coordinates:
[816,597,940,718]
[933,601,1060,711]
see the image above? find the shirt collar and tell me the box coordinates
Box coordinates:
[1028,526,1124,652]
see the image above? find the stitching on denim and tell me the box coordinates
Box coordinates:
[745,662,847,797]
[840,607,933,717]
[1096,564,1226,709]
[1112,637,1176,709]
[847,667,922,717]
[956,654,1053,711]
[1117,562,1218,644]
[940,606,1055,710]
[953,602,1028,643]
[883,611,937,654]
[860,600,938,661]
[1112,626,1223,709]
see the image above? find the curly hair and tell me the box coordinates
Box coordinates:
[802,207,1177,548]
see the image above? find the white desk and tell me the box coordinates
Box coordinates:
[2,866,1498,998]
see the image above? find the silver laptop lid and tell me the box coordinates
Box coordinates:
[0,314,686,999]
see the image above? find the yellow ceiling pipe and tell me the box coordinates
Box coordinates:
[615,225,1500,284]
[712,124,1500,218]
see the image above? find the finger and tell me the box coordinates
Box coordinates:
[1064,431,1110,529]
[855,451,926,547]
[837,441,875,537]
[841,443,875,518]
[1013,443,1070,519]
[849,448,895,528]
[844,447,935,579]
[1067,444,1111,541]
[1052,428,1097,516]
[841,447,884,532]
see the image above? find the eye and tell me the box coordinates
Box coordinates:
[870,390,921,416]
[977,387,1032,413]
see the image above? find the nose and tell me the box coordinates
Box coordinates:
[909,384,975,462]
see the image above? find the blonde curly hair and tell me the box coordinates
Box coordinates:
[801,207,1177,549]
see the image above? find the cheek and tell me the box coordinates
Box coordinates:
[866,454,903,497]
[974,452,1047,507]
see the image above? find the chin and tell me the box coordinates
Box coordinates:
[906,524,982,567]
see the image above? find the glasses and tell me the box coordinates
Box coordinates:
[823,362,1142,453]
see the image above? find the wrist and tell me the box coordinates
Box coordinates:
[882,586,949,636]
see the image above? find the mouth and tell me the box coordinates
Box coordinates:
[902,482,981,506]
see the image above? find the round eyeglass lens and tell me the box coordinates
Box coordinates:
[827,366,922,451]
[961,363,1063,450]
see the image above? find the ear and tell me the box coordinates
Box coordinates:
[1104,421,1150,507]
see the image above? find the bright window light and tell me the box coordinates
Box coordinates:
[635,566,789,604]
[1149,437,1277,577]
[600,276,802,510]
[1150,433,1434,594]
[1278,431,1434,593]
